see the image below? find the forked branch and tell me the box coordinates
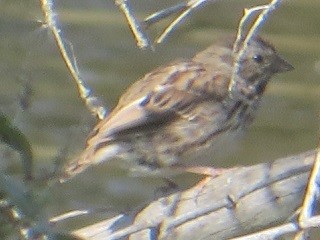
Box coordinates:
[229,0,283,94]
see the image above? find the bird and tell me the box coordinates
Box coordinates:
[60,35,293,182]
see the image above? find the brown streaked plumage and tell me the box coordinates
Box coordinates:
[61,35,293,182]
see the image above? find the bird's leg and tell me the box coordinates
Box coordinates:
[171,165,226,177]
[172,165,229,202]
[154,178,180,199]
[178,166,225,176]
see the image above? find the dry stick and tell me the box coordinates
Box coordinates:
[293,231,308,240]
[240,214,320,240]
[143,0,209,27]
[232,216,320,240]
[143,3,187,28]
[229,0,283,94]
[293,139,320,240]
[299,142,320,221]
[39,0,106,120]
[155,0,215,45]
[297,139,320,236]
[121,0,217,47]
[49,206,114,224]
[232,222,299,240]
[115,0,151,49]
[50,210,91,224]
[144,0,219,41]
[71,151,319,239]
[232,5,269,54]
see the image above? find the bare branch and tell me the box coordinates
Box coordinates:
[39,0,107,120]
[155,0,213,44]
[70,150,318,239]
[298,140,320,238]
[120,0,219,47]
[229,0,283,95]
[143,3,187,28]
[115,0,151,49]
[299,145,320,222]
[232,5,269,54]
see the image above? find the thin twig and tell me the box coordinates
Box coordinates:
[235,214,320,240]
[39,0,107,120]
[298,139,320,228]
[293,231,309,240]
[143,3,187,28]
[115,0,151,49]
[229,0,283,95]
[50,206,114,224]
[232,221,299,240]
[155,0,214,44]
[50,209,91,223]
[232,5,269,54]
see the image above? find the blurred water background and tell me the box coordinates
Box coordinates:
[0,0,319,235]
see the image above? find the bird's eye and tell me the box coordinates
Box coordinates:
[253,54,263,63]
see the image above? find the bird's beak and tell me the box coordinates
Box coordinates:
[274,55,294,73]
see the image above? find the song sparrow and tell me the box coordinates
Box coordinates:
[61,35,293,182]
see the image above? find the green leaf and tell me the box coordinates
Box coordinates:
[0,113,33,180]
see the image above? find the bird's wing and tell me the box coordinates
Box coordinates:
[61,60,228,181]
[86,60,225,144]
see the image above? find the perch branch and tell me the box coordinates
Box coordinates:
[69,150,318,239]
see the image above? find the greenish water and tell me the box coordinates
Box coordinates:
[1,0,319,237]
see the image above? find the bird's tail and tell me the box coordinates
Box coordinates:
[59,143,121,183]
